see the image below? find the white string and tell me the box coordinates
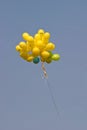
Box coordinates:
[41,62,60,118]
[45,78,60,118]
[41,62,48,79]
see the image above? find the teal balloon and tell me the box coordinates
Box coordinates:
[33,57,40,64]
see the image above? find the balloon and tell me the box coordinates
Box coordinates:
[42,32,50,44]
[28,36,34,42]
[51,54,60,61]
[34,34,41,41]
[16,45,21,52]
[45,43,55,51]
[27,55,34,62]
[44,32,50,39]
[33,57,40,64]
[20,52,28,60]
[36,40,45,49]
[16,29,60,64]
[19,42,26,48]
[41,51,51,59]
[46,58,52,64]
[40,57,46,62]
[32,47,40,56]
[22,32,30,41]
[38,29,44,35]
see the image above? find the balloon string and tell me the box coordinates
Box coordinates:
[41,62,48,79]
[45,79,60,118]
[41,62,60,118]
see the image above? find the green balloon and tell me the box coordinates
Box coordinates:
[33,57,40,64]
[48,51,53,57]
[51,54,60,61]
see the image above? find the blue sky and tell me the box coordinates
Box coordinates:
[0,0,87,130]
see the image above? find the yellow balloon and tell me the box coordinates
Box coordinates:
[45,43,55,51]
[38,30,44,39]
[28,36,34,42]
[46,58,52,63]
[40,57,46,62]
[16,45,22,52]
[38,29,44,35]
[28,36,34,49]
[41,51,51,59]
[34,34,41,40]
[19,42,26,48]
[36,40,45,49]
[32,47,40,56]
[26,41,32,50]
[44,32,50,39]
[51,54,60,61]
[24,43,31,52]
[22,32,30,41]
[42,32,50,44]
[27,56,34,62]
[26,46,31,52]
[20,52,28,60]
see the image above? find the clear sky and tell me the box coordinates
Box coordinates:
[0,0,87,130]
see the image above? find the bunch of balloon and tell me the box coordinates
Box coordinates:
[16,29,60,64]
[16,29,61,116]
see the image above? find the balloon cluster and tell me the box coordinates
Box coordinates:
[16,29,60,64]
